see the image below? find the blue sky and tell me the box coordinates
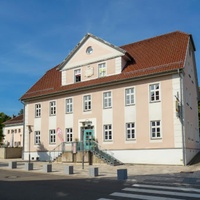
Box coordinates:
[0,0,200,116]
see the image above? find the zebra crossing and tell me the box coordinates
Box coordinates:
[97,183,200,200]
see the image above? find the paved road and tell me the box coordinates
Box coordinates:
[98,183,200,200]
[0,169,127,200]
[1,159,200,199]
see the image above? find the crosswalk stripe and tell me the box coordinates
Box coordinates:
[97,198,114,200]
[111,192,186,200]
[123,187,200,198]
[133,183,200,193]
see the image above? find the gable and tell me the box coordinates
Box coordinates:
[60,34,126,70]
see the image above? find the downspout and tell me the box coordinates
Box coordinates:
[178,69,186,165]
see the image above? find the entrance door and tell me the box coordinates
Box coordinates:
[84,129,94,151]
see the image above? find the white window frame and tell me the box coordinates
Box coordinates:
[126,122,135,140]
[150,83,160,102]
[34,131,40,145]
[66,98,73,113]
[98,63,106,77]
[74,68,81,83]
[35,104,41,118]
[103,91,112,109]
[49,129,56,144]
[104,124,112,141]
[125,88,135,105]
[83,95,91,111]
[150,120,161,139]
[50,101,56,116]
[66,128,73,143]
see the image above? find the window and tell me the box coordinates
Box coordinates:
[150,83,160,102]
[66,98,73,113]
[103,91,112,108]
[7,130,10,134]
[74,69,81,82]
[83,95,91,111]
[49,129,56,144]
[66,128,73,142]
[35,104,41,117]
[98,63,106,77]
[104,124,112,141]
[126,123,135,140]
[18,129,21,133]
[50,101,56,116]
[125,88,134,105]
[150,121,161,139]
[35,131,40,145]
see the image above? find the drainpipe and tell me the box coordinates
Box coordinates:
[178,69,186,165]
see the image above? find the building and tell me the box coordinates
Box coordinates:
[20,31,199,165]
[3,115,23,147]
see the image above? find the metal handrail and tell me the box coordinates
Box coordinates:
[49,142,71,162]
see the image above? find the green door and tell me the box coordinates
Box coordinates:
[84,129,94,151]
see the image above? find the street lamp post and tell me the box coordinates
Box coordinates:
[27,125,33,164]
[81,122,86,169]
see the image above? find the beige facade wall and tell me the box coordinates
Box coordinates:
[182,41,200,163]
[24,73,184,163]
[3,125,23,147]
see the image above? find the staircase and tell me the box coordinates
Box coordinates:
[49,142,67,162]
[49,141,123,166]
[89,141,123,166]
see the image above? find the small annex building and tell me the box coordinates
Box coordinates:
[3,114,24,147]
[20,31,199,165]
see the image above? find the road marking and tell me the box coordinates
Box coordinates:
[111,192,185,200]
[123,187,200,198]
[97,198,114,200]
[133,183,200,193]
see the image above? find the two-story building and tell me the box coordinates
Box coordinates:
[3,115,24,147]
[20,31,199,165]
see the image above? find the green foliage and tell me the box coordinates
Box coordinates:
[0,112,11,144]
[18,109,24,116]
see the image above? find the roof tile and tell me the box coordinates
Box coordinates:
[21,31,190,101]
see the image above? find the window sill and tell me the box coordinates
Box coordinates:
[149,100,161,103]
[125,103,135,107]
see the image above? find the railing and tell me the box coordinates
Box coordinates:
[49,141,122,165]
[90,140,122,165]
[49,142,72,162]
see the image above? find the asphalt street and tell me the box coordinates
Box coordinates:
[1,159,200,199]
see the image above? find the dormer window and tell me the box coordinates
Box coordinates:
[74,69,81,82]
[98,63,106,77]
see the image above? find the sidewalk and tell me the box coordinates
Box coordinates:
[1,158,200,182]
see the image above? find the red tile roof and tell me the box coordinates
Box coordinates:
[3,115,24,126]
[21,31,191,101]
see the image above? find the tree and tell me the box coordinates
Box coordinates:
[0,112,11,144]
[18,109,24,116]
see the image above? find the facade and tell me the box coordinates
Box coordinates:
[20,31,199,165]
[3,115,24,147]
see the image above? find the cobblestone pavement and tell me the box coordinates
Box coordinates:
[1,158,200,183]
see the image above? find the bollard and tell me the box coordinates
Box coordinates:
[64,165,73,175]
[117,169,128,180]
[89,167,98,177]
[9,161,17,169]
[43,164,52,173]
[25,162,33,170]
